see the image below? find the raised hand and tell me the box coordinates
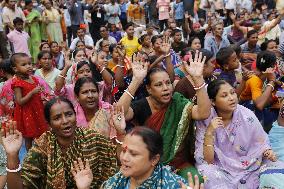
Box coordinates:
[63,50,72,69]
[1,120,23,156]
[72,158,93,189]
[110,103,126,134]
[183,51,206,78]
[90,50,98,64]
[161,36,171,55]
[179,172,204,189]
[131,53,149,83]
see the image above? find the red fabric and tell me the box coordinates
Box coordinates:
[145,108,167,132]
[11,76,48,138]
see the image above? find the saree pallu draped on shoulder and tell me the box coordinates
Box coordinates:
[146,92,193,164]
[21,128,118,189]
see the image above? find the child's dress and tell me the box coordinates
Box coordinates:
[11,76,48,138]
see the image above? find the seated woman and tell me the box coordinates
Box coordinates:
[74,77,125,139]
[239,51,278,132]
[55,52,113,106]
[1,97,118,188]
[259,102,284,188]
[102,126,204,188]
[117,51,211,180]
[195,80,277,189]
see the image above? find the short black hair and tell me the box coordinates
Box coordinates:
[13,17,24,25]
[10,53,29,67]
[171,28,182,37]
[247,29,258,39]
[37,51,51,60]
[0,59,14,75]
[216,47,235,68]
[256,50,276,72]
[123,22,134,31]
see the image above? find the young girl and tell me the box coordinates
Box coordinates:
[11,53,48,150]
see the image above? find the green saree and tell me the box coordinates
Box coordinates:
[146,92,202,181]
[25,9,43,63]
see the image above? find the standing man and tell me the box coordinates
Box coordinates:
[67,0,91,42]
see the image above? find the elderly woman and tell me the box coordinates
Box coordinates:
[117,51,211,180]
[1,97,118,188]
[195,80,277,188]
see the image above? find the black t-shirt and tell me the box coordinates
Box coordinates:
[130,98,152,125]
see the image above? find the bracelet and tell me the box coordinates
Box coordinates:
[117,65,125,68]
[204,144,214,147]
[193,82,206,90]
[6,164,22,173]
[124,89,134,99]
[100,67,106,74]
[267,83,274,91]
[164,52,171,58]
[58,74,66,79]
[115,138,123,145]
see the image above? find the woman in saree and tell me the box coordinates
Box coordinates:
[258,101,284,189]
[42,0,63,43]
[73,77,125,139]
[1,96,118,189]
[102,126,204,189]
[55,50,113,105]
[117,51,211,180]
[24,0,43,63]
[195,79,277,189]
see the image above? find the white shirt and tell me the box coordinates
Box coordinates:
[95,36,117,51]
[34,68,61,90]
[69,35,94,50]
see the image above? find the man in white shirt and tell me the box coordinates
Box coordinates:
[69,27,94,51]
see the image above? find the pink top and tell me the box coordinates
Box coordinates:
[55,81,112,122]
[157,0,170,20]
[7,30,30,57]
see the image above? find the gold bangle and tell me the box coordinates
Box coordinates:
[204,144,214,147]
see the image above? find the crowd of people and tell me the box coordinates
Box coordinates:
[1,0,284,188]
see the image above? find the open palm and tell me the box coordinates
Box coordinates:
[72,158,93,189]
[1,121,22,156]
[131,53,149,82]
[110,104,126,133]
[184,51,206,78]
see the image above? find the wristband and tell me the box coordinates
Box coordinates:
[6,164,22,173]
